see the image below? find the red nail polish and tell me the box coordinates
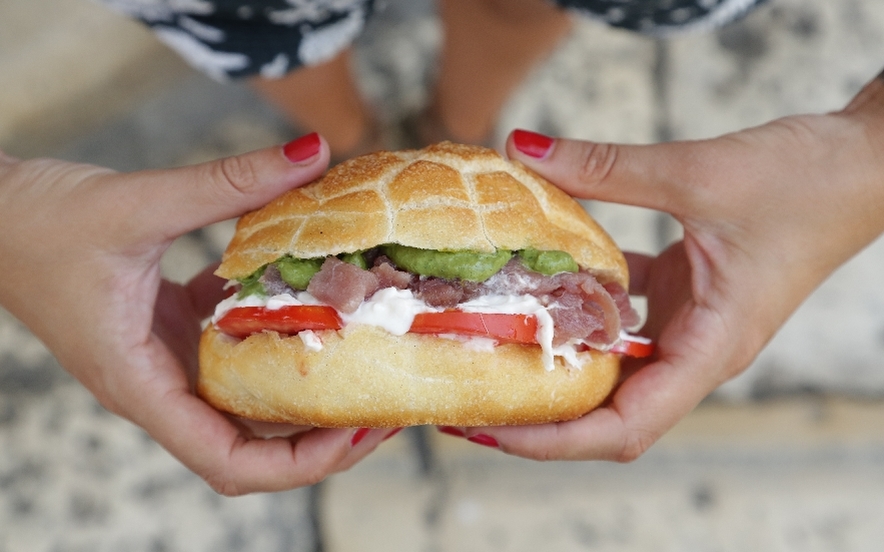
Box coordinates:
[351,427,371,446]
[437,426,466,438]
[383,427,403,441]
[512,129,554,159]
[283,132,321,163]
[467,434,499,448]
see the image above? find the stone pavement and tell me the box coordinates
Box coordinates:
[2,0,884,550]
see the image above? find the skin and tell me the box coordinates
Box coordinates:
[249,0,572,157]
[453,70,884,462]
[2,21,881,495]
[428,0,573,144]
[0,138,394,495]
[251,49,374,159]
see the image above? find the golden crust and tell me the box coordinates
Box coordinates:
[200,142,629,428]
[216,141,628,288]
[198,324,620,428]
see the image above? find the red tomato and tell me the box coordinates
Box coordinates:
[608,335,655,358]
[215,305,342,339]
[410,311,538,345]
[217,305,654,358]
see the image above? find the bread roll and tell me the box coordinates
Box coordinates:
[198,142,628,428]
[199,325,619,427]
[215,141,627,288]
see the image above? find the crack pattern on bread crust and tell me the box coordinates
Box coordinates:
[216,142,627,288]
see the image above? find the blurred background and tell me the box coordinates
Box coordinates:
[2,0,884,550]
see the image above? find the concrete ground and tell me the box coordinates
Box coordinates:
[2,0,884,550]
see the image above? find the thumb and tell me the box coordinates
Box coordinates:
[505,129,706,217]
[126,133,329,239]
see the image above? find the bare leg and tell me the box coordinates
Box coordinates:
[430,0,573,145]
[250,49,376,160]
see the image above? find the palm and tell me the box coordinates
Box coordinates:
[151,275,213,389]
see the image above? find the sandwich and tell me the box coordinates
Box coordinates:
[198,141,652,428]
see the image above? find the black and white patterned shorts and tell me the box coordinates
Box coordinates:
[98,0,766,80]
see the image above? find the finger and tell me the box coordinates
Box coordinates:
[331,428,401,474]
[123,133,329,239]
[132,338,357,495]
[140,340,394,493]
[622,251,655,296]
[154,387,356,494]
[475,362,703,462]
[185,262,228,320]
[469,304,729,462]
[152,279,203,383]
[235,418,314,439]
[505,129,708,216]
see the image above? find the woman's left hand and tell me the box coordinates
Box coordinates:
[447,72,884,461]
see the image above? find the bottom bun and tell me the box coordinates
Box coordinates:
[198,324,620,428]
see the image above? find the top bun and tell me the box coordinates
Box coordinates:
[216,142,627,288]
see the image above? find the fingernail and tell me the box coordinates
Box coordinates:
[383,428,404,441]
[350,427,371,446]
[467,434,499,449]
[512,129,554,159]
[437,426,466,438]
[283,132,321,163]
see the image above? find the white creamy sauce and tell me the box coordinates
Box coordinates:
[214,286,592,371]
[340,287,437,335]
[298,330,324,352]
[457,294,560,371]
[212,290,322,322]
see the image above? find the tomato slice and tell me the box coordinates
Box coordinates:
[217,305,654,358]
[410,311,538,345]
[609,335,655,358]
[215,305,342,339]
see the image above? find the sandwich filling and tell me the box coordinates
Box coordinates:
[212,246,643,371]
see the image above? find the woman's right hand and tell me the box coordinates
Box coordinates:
[0,135,394,494]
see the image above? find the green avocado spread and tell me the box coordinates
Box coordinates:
[382,244,513,282]
[236,245,577,297]
[517,248,579,275]
[275,256,324,290]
